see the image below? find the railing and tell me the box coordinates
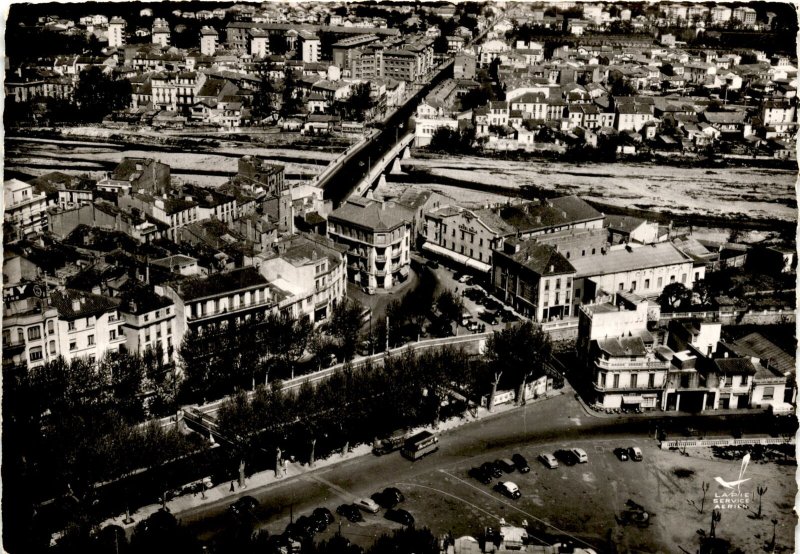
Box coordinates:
[540,318,578,331]
[596,358,669,370]
[660,436,794,450]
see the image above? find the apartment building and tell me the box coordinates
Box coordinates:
[4,179,49,241]
[2,295,61,372]
[119,289,177,363]
[327,197,412,292]
[200,26,219,56]
[51,289,126,366]
[108,17,126,48]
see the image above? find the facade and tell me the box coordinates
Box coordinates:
[237,156,287,198]
[257,234,347,323]
[2,295,61,372]
[200,27,219,56]
[4,179,49,241]
[111,157,171,196]
[51,289,126,366]
[152,19,171,46]
[327,197,412,292]
[250,29,270,58]
[454,52,477,80]
[119,290,177,363]
[108,17,126,48]
[299,31,321,63]
[422,205,511,271]
[492,239,576,322]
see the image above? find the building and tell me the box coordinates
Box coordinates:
[118,288,177,363]
[4,179,49,241]
[605,215,660,245]
[110,157,171,196]
[454,51,477,80]
[710,5,732,24]
[237,156,287,198]
[298,31,322,63]
[2,294,61,372]
[732,6,757,26]
[108,17,126,48]
[151,18,171,46]
[327,197,412,292]
[492,239,576,322]
[50,289,126,366]
[381,49,419,82]
[157,266,285,353]
[200,26,219,56]
[118,193,199,241]
[250,29,270,57]
[579,297,669,410]
[257,234,347,323]
[568,242,704,316]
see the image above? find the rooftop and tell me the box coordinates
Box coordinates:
[569,242,690,278]
[496,240,575,276]
[175,266,270,301]
[329,197,411,232]
[50,289,121,320]
[729,333,795,376]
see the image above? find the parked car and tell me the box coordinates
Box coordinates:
[554,449,577,466]
[458,274,471,283]
[311,508,334,531]
[383,487,404,503]
[511,453,530,473]
[628,447,643,461]
[480,311,500,325]
[469,466,493,484]
[539,453,559,469]
[467,320,481,332]
[481,461,503,478]
[613,448,629,461]
[229,495,259,515]
[484,299,502,311]
[371,488,404,509]
[494,481,521,499]
[426,260,439,269]
[495,458,516,473]
[285,520,313,542]
[501,312,519,323]
[571,448,589,464]
[384,508,415,526]
[355,497,380,514]
[295,515,316,536]
[336,504,364,522]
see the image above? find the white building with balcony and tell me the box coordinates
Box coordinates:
[4,179,49,241]
[51,289,126,366]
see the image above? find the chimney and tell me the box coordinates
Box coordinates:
[550,264,554,272]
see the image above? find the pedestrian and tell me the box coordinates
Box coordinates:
[230,481,235,493]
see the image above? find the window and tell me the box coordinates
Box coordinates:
[613,374,620,388]
[575,288,581,299]
[631,281,637,291]
[68,320,76,331]
[695,272,700,282]
[763,386,775,400]
[544,280,549,291]
[582,249,586,256]
[555,278,561,289]
[644,279,650,289]
[29,347,43,362]
[630,374,638,388]
[648,373,655,388]
[555,292,560,304]
[49,340,56,355]
[27,326,41,341]
[619,283,624,291]
[741,375,749,386]
[47,320,55,335]
[110,330,117,341]
[670,275,676,283]
[601,373,607,387]
[657,277,663,288]
[70,341,77,351]
[681,273,687,283]
[591,248,596,255]
[88,334,95,346]
[566,251,570,259]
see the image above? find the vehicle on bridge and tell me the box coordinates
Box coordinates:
[401,431,439,461]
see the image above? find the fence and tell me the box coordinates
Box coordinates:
[659,436,795,450]
[658,308,795,326]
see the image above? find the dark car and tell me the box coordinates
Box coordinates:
[311,508,334,532]
[229,495,259,515]
[484,299,502,311]
[481,461,503,478]
[501,310,519,323]
[613,448,629,461]
[385,509,414,526]
[469,466,493,484]
[285,520,313,542]
[495,458,516,473]
[295,515,316,536]
[336,503,364,523]
[372,489,401,509]
[426,260,439,269]
[511,453,530,473]
[554,449,578,466]
[480,311,500,325]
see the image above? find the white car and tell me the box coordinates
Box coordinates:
[494,481,521,499]
[355,497,380,513]
[571,448,588,463]
[458,274,471,283]
[539,453,559,469]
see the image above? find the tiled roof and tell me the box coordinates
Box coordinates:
[605,214,646,232]
[597,335,647,357]
[50,289,121,320]
[730,333,795,376]
[568,242,690,278]
[329,198,411,231]
[496,240,575,276]
[713,357,757,375]
[176,267,270,301]
[119,287,174,315]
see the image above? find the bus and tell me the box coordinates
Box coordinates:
[400,431,439,461]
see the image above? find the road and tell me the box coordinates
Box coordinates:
[176,388,782,547]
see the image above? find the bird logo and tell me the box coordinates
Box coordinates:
[714,453,751,491]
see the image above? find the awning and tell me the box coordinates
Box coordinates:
[622,395,643,404]
[422,242,491,273]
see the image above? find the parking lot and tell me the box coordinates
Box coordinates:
[254,437,797,553]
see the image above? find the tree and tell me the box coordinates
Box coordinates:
[343,82,373,121]
[658,282,692,311]
[756,485,767,519]
[251,62,275,122]
[485,322,552,405]
[692,279,715,306]
[328,299,365,361]
[436,290,464,323]
[280,67,302,116]
[73,67,132,122]
[433,34,449,54]
[265,313,314,378]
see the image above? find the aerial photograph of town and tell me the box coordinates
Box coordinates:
[2,1,798,553]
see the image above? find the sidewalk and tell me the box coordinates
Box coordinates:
[100,389,564,532]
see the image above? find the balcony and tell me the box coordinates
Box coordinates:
[596,358,669,371]
[375,255,386,263]
[593,382,664,393]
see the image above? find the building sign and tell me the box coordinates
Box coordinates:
[3,282,46,303]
